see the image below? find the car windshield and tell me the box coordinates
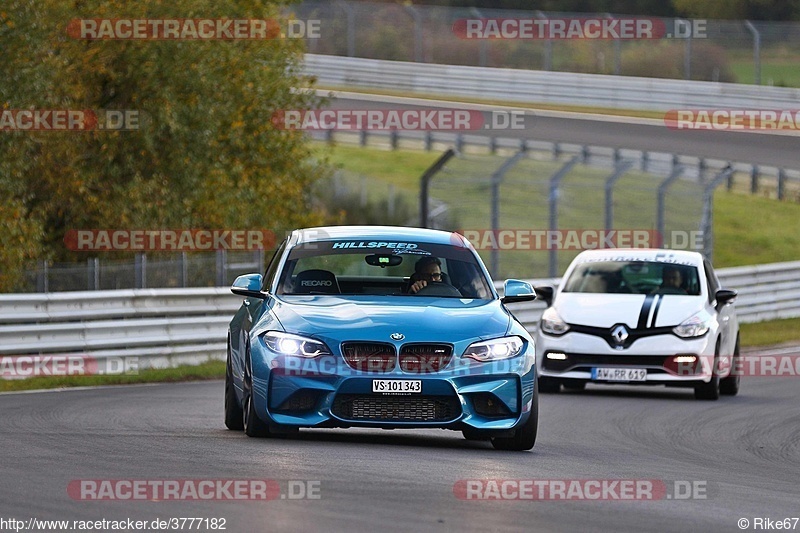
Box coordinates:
[276,240,493,299]
[563,260,701,295]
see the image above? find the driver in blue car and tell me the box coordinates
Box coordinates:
[408,256,443,294]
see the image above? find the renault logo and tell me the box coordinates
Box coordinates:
[390,333,405,341]
[611,325,629,347]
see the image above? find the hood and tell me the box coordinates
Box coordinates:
[264,295,511,345]
[553,292,705,329]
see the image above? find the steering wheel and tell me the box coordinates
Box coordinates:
[413,283,462,297]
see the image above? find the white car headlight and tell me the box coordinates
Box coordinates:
[263,331,331,357]
[672,312,712,338]
[540,307,570,336]
[463,336,524,362]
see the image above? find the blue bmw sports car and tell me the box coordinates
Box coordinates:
[225,226,539,450]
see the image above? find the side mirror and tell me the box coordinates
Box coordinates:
[715,288,737,308]
[231,273,267,299]
[501,279,537,304]
[534,285,554,307]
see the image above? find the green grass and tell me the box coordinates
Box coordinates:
[730,61,800,88]
[316,142,800,272]
[0,360,225,393]
[740,318,800,348]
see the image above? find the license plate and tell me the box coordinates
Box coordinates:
[372,380,422,393]
[592,368,647,382]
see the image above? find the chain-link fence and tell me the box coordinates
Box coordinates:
[291,1,800,86]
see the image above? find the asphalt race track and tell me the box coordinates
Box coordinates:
[325,93,799,168]
[2,348,798,532]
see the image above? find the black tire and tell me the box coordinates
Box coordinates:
[491,388,538,451]
[462,429,492,441]
[242,354,272,438]
[720,335,741,396]
[224,340,244,431]
[695,341,721,401]
[562,380,586,391]
[538,376,561,393]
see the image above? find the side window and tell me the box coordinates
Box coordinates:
[261,241,287,292]
[703,260,719,304]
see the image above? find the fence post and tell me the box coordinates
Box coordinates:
[37,260,48,293]
[778,169,786,200]
[700,165,734,259]
[682,20,692,80]
[548,156,581,277]
[404,5,423,63]
[181,252,188,288]
[135,253,147,289]
[604,160,634,231]
[744,21,761,85]
[605,13,621,75]
[656,166,685,245]
[751,165,759,194]
[489,150,528,276]
[535,11,552,70]
[470,7,487,67]
[87,257,99,290]
[338,0,356,58]
[216,250,227,287]
[419,148,456,228]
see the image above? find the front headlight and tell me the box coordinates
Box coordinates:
[540,307,570,336]
[463,336,524,362]
[263,331,331,357]
[672,312,712,338]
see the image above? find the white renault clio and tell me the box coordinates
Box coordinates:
[534,249,740,400]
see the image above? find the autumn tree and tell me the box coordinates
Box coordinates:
[0,0,329,291]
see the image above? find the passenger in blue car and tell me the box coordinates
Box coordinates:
[408,256,443,294]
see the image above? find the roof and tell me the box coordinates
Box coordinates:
[289,226,466,247]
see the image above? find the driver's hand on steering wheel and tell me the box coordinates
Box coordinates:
[409,279,428,293]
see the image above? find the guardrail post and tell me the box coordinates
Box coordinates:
[135,253,147,289]
[489,150,528,276]
[641,151,649,172]
[751,165,759,193]
[548,156,581,277]
[700,165,734,259]
[359,129,367,147]
[698,158,706,183]
[455,134,464,153]
[604,160,634,231]
[325,128,334,144]
[656,166,685,246]
[582,145,590,163]
[390,129,399,150]
[424,131,433,151]
[778,169,786,200]
[553,142,561,161]
[419,148,456,228]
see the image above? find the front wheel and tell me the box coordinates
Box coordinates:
[720,335,741,396]
[242,354,272,438]
[224,342,244,431]
[695,342,721,401]
[491,391,538,451]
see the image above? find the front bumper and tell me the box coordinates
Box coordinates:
[535,331,727,386]
[249,345,536,434]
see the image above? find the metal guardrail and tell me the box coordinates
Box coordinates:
[1,261,798,375]
[304,54,800,113]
